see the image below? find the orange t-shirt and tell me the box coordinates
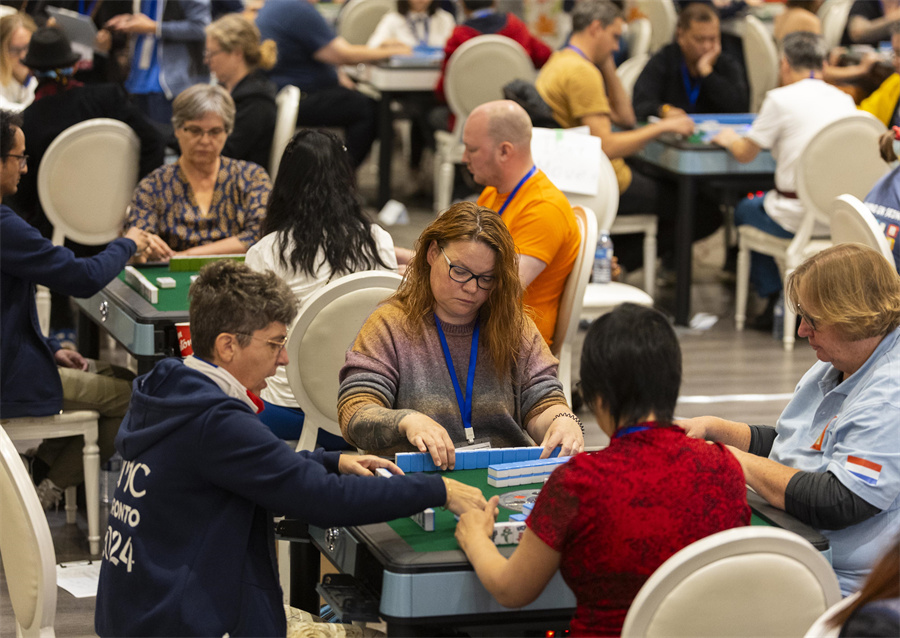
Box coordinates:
[478,169,580,345]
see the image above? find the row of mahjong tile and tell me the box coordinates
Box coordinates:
[395,446,562,473]
[412,507,529,546]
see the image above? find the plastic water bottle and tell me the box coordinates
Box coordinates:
[592,231,613,284]
[772,291,785,341]
[101,455,122,504]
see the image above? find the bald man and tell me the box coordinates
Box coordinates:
[463,100,580,345]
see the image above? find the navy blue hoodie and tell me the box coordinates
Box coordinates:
[95,359,446,637]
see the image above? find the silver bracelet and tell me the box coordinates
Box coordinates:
[552,411,584,433]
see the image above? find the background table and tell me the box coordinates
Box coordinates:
[348,61,440,207]
[296,465,829,637]
[630,114,775,325]
[74,264,194,373]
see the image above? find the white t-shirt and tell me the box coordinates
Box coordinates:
[244,224,398,407]
[366,9,456,49]
[746,78,857,234]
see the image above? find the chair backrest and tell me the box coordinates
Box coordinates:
[793,113,888,251]
[831,194,897,267]
[621,526,842,638]
[337,0,396,45]
[37,118,139,246]
[820,0,853,50]
[562,151,620,233]
[444,35,536,134]
[268,85,301,181]
[0,426,57,638]
[742,15,779,113]
[624,18,653,59]
[286,271,403,452]
[550,206,597,382]
[803,591,860,638]
[615,53,651,101]
[632,0,677,53]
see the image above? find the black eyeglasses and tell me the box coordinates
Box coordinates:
[182,125,227,140]
[795,304,817,331]
[234,333,288,354]
[7,153,28,169]
[440,247,495,290]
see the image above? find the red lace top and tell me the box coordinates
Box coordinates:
[527,424,750,636]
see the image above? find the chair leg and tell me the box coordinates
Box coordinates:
[434,160,454,214]
[82,429,101,555]
[643,231,657,298]
[65,486,78,524]
[783,303,796,352]
[735,239,751,331]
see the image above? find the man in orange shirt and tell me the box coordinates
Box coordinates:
[463,100,580,345]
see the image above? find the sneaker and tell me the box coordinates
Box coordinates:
[35,478,64,511]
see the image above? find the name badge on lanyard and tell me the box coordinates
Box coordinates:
[435,317,480,444]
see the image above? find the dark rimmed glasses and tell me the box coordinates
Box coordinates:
[440,247,496,291]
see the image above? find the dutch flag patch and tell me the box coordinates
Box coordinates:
[846,456,882,486]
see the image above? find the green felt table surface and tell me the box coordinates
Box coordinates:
[386,468,769,553]
[118,265,197,313]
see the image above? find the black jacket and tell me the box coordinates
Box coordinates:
[632,43,749,120]
[223,69,278,171]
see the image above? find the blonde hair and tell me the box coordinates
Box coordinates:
[786,243,900,340]
[0,13,36,86]
[393,201,525,377]
[206,13,276,71]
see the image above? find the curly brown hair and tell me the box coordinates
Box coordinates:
[392,201,525,377]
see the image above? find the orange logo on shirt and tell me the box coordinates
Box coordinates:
[811,416,837,451]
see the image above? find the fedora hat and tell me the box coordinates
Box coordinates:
[23,27,81,70]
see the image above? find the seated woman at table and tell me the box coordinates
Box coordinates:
[367,0,456,50]
[338,201,584,468]
[126,84,270,260]
[205,13,278,168]
[245,129,397,445]
[680,244,900,595]
[455,303,750,637]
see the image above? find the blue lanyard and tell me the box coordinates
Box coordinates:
[566,44,590,61]
[497,166,536,216]
[435,317,480,443]
[470,8,494,18]
[407,15,429,47]
[680,63,702,109]
[612,421,661,439]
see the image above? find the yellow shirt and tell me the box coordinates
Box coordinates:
[478,169,581,345]
[536,48,633,193]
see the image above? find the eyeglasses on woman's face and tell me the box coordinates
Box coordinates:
[440,247,496,290]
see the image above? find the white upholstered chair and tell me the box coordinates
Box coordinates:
[820,0,854,50]
[268,85,301,180]
[337,0,395,45]
[735,113,887,349]
[433,35,535,213]
[550,206,597,405]
[0,413,102,555]
[803,591,860,638]
[615,53,651,101]
[566,150,656,307]
[286,271,403,452]
[35,118,140,334]
[632,0,677,53]
[831,194,896,268]
[742,15,779,113]
[624,18,653,59]
[0,426,58,637]
[621,526,842,638]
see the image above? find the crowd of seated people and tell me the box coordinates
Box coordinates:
[2,1,899,636]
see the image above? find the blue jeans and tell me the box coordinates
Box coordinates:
[734,195,794,298]
[258,401,355,450]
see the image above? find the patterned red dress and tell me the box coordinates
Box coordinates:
[527,423,750,636]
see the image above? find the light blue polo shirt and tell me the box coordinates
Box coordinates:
[771,326,900,594]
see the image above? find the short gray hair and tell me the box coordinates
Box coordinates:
[572,0,622,33]
[171,84,236,134]
[782,31,827,71]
